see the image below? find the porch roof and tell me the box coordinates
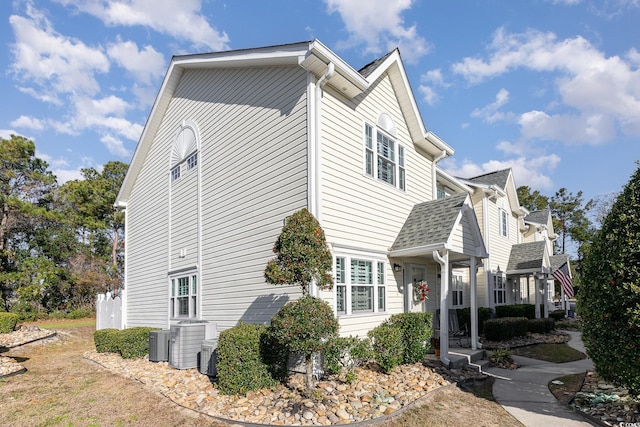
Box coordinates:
[550,253,570,272]
[525,209,550,225]
[506,241,548,274]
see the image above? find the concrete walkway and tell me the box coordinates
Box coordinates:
[484,331,597,427]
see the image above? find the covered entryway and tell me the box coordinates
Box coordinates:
[389,193,488,366]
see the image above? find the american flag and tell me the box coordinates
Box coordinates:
[552,261,574,299]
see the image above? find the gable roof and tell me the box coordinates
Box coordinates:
[506,241,549,274]
[466,169,512,189]
[525,209,551,225]
[390,193,488,258]
[115,40,453,207]
[550,253,570,272]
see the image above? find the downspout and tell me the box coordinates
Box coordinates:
[433,249,450,366]
[432,150,447,200]
[310,62,334,297]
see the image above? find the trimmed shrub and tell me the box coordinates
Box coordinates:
[527,318,555,334]
[495,304,536,320]
[119,327,157,359]
[94,328,121,353]
[388,312,432,364]
[324,336,372,376]
[456,307,493,334]
[549,310,566,321]
[268,296,339,390]
[0,312,19,333]
[368,321,404,373]
[483,317,528,341]
[217,323,281,395]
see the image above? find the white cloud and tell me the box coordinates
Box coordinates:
[441,153,561,190]
[325,0,430,63]
[471,88,513,123]
[452,28,640,144]
[547,0,582,5]
[0,129,21,139]
[37,151,69,169]
[9,5,110,98]
[100,134,131,158]
[107,39,166,84]
[10,115,45,131]
[56,0,230,51]
[419,85,439,106]
[418,69,448,105]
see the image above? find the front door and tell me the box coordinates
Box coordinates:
[406,264,427,312]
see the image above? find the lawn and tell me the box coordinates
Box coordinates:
[511,343,587,363]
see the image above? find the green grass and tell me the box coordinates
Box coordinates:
[36,319,95,329]
[512,343,586,363]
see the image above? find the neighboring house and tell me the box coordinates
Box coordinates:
[115,40,488,365]
[436,168,570,317]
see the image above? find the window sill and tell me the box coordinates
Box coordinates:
[337,311,387,319]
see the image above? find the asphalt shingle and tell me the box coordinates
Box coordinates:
[506,241,547,272]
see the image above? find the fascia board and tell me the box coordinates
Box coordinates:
[389,243,447,258]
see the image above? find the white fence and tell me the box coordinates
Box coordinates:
[96,291,124,330]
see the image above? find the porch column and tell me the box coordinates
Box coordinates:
[433,250,450,365]
[543,273,549,318]
[534,274,541,319]
[470,257,478,350]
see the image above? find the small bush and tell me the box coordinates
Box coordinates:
[388,312,432,364]
[555,320,582,331]
[484,317,528,341]
[549,310,566,321]
[527,318,555,334]
[0,312,19,333]
[217,323,281,395]
[324,336,372,376]
[489,348,514,366]
[94,328,121,353]
[368,321,404,373]
[119,327,157,359]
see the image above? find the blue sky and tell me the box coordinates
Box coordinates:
[2,0,640,204]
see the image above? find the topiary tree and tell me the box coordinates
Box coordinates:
[579,163,640,393]
[268,295,339,392]
[264,208,333,295]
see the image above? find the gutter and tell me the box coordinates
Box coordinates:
[432,150,448,200]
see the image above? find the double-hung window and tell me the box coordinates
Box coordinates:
[171,273,198,318]
[452,273,464,307]
[364,123,405,191]
[499,209,509,237]
[493,273,506,305]
[335,255,386,315]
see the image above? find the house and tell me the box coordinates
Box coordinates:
[436,168,570,317]
[114,40,488,365]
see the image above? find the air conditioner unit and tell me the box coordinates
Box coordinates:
[149,330,170,362]
[169,321,216,369]
[199,339,218,377]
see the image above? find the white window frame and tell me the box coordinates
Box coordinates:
[334,252,387,316]
[499,209,509,237]
[493,272,506,305]
[451,273,464,307]
[170,272,198,319]
[363,122,406,191]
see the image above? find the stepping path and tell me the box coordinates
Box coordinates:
[485,331,594,427]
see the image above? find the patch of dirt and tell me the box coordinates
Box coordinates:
[549,372,587,405]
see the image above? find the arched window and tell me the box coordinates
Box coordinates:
[170,120,199,182]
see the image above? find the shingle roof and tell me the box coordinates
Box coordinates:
[550,254,570,271]
[506,241,547,272]
[525,209,550,225]
[391,193,467,251]
[465,169,511,190]
[358,50,397,78]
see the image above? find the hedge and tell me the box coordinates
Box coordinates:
[217,323,284,395]
[93,327,157,358]
[527,318,555,334]
[495,304,536,319]
[484,317,528,341]
[549,310,566,321]
[0,312,19,334]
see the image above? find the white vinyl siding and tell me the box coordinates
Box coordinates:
[124,65,308,330]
